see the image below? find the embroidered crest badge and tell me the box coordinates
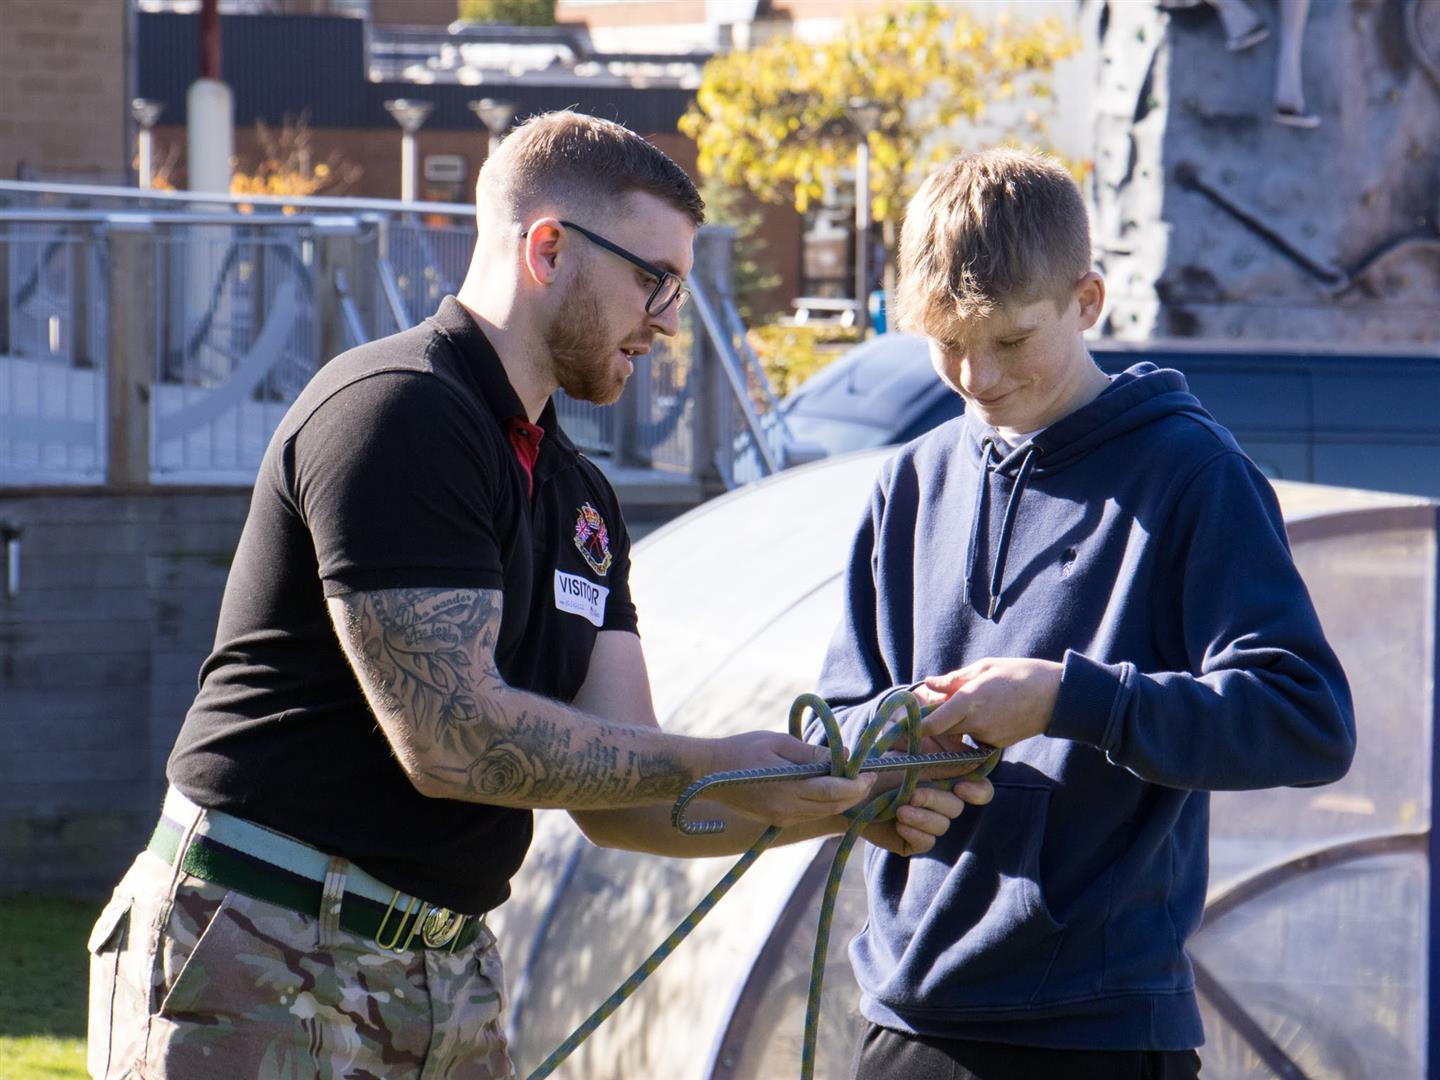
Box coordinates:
[573,502,613,575]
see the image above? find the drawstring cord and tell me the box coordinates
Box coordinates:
[963,439,996,612]
[987,445,1040,619]
[965,438,1041,621]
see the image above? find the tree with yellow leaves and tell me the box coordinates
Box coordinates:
[230,114,361,204]
[680,2,1079,286]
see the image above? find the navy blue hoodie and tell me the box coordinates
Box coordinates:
[812,363,1355,1050]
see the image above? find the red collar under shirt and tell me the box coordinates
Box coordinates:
[506,416,545,498]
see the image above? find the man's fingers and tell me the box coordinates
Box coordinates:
[796,774,874,805]
[951,776,994,805]
[903,785,966,818]
[768,736,835,766]
[893,805,951,838]
[914,759,985,784]
[892,822,935,855]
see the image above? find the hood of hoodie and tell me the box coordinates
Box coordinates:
[961,362,1215,620]
[963,362,1214,475]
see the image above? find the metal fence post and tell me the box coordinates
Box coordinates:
[73,226,93,368]
[0,227,10,357]
[614,364,647,469]
[106,221,156,488]
[690,225,737,495]
[315,220,364,361]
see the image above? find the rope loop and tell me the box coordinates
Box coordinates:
[527,688,1000,1080]
[672,687,996,835]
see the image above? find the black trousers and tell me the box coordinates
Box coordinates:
[851,1024,1202,1080]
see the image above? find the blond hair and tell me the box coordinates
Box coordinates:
[478,110,704,226]
[895,148,1090,341]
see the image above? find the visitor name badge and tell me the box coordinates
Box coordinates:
[555,569,609,627]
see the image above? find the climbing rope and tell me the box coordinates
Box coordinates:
[524,688,1001,1080]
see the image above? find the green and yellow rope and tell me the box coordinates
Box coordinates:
[525,689,1000,1080]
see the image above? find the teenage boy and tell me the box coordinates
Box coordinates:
[812,148,1355,1080]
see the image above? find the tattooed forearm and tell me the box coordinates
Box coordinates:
[330,587,694,809]
[440,709,691,808]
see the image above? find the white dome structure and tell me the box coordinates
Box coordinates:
[490,451,1439,1080]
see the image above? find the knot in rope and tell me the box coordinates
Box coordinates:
[671,687,997,836]
[526,688,999,1080]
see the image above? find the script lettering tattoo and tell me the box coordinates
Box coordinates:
[339,587,690,808]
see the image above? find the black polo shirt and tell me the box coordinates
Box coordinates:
[168,296,637,914]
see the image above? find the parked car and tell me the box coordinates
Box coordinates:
[766,334,1440,500]
[767,334,961,463]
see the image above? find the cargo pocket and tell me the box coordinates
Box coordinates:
[422,921,513,1080]
[86,895,133,1080]
[144,887,325,1077]
[153,889,240,1021]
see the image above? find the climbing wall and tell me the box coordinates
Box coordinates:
[1092,0,1440,345]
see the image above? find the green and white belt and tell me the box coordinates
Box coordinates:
[147,786,484,953]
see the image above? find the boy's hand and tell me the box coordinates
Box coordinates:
[862,775,994,856]
[917,657,1062,751]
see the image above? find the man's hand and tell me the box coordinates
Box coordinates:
[703,732,876,828]
[917,657,1063,751]
[862,774,994,856]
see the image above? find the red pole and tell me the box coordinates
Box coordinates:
[199,0,221,80]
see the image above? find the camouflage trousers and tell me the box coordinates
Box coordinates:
[87,849,513,1080]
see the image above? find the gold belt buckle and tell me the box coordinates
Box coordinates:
[376,891,469,953]
[421,905,467,950]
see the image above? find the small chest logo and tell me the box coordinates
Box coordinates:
[573,502,614,575]
[1060,546,1079,578]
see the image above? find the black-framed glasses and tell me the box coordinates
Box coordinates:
[557,220,690,316]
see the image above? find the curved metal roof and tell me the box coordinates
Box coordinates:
[490,453,1439,1079]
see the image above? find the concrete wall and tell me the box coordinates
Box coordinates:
[0,491,250,896]
[371,0,459,26]
[1094,0,1440,347]
[0,0,129,183]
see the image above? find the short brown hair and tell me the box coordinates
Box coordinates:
[478,110,705,226]
[895,148,1090,340]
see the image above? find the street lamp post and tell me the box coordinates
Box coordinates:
[468,98,517,159]
[384,98,434,203]
[846,98,883,334]
[130,98,165,189]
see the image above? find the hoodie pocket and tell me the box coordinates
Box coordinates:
[862,779,1066,1011]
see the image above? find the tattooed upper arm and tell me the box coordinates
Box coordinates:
[328,587,506,785]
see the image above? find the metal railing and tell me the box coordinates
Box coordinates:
[0,221,108,483]
[150,223,323,483]
[0,182,785,494]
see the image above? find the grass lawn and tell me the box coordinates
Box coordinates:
[0,894,99,1079]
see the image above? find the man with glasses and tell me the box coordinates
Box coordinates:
[544,220,691,316]
[87,110,991,1080]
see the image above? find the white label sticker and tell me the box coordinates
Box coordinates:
[554,570,609,628]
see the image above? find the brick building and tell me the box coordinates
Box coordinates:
[0,0,131,184]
